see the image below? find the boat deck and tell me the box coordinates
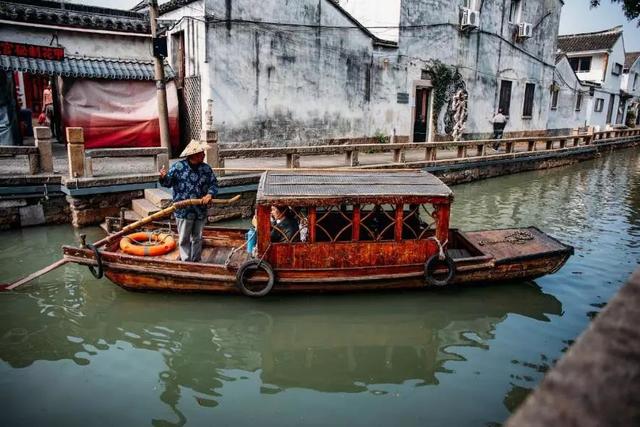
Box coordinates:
[463,227,572,265]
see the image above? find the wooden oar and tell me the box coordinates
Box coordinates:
[2,195,241,291]
[0,258,70,291]
[93,195,241,248]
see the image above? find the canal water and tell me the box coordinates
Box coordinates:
[1,148,639,426]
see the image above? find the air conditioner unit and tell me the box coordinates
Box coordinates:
[461,8,480,29]
[518,22,533,38]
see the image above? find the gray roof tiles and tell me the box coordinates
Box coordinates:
[0,0,150,33]
[0,54,175,80]
[557,26,622,53]
[625,52,640,71]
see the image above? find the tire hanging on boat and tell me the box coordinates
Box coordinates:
[236,259,275,297]
[86,243,103,279]
[424,254,456,287]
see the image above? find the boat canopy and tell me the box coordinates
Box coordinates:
[256,170,453,205]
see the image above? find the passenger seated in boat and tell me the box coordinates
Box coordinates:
[270,205,299,242]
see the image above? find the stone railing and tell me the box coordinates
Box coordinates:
[0,126,54,174]
[65,127,169,178]
[215,128,640,173]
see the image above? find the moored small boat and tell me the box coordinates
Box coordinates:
[62,170,573,296]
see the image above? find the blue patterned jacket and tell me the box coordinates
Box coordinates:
[159,159,218,220]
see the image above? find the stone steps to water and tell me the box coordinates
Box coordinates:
[132,198,160,218]
[124,209,142,221]
[144,188,172,209]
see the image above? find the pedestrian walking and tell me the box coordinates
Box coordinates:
[490,109,508,150]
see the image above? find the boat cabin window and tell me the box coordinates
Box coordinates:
[402,204,436,239]
[360,204,395,241]
[316,205,353,242]
[270,206,307,243]
[269,203,438,243]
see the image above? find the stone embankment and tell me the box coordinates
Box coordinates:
[506,268,640,426]
[1,127,639,230]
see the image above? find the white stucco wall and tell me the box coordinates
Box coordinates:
[548,57,588,130]
[622,58,640,96]
[569,52,607,83]
[398,0,562,137]
[161,0,564,144]
[0,24,150,59]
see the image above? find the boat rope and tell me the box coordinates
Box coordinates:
[427,237,448,260]
[224,240,248,269]
[127,229,174,246]
[478,230,535,246]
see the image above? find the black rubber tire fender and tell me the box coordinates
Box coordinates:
[424,254,456,287]
[236,259,275,297]
[86,244,104,279]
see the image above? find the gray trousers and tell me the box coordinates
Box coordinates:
[176,218,205,262]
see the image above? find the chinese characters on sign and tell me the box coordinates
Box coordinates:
[0,41,64,61]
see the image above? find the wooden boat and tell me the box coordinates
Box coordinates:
[62,170,573,296]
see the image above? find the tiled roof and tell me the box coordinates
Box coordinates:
[625,52,640,71]
[0,0,150,34]
[557,26,622,53]
[0,54,175,80]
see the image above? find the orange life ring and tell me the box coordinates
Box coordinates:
[119,231,176,256]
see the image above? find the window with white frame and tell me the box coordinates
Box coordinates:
[569,57,592,73]
[551,89,559,110]
[509,0,522,23]
[612,63,623,76]
[462,0,479,10]
[522,83,535,118]
[595,98,604,112]
[575,93,583,111]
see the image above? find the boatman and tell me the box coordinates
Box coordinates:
[159,139,218,262]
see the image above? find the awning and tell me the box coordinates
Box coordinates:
[0,54,175,80]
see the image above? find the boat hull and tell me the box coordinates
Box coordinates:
[63,231,572,294]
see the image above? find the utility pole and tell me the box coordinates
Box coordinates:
[149,0,171,152]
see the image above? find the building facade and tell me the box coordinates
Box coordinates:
[556,26,628,130]
[158,0,564,145]
[0,0,179,148]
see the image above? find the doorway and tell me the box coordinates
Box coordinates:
[413,87,430,142]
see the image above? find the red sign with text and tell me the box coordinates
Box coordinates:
[0,41,64,61]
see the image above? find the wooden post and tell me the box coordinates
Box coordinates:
[394,205,403,242]
[256,205,271,259]
[34,126,53,173]
[425,146,436,161]
[352,205,360,241]
[345,150,359,167]
[506,142,514,153]
[393,147,405,163]
[286,153,300,168]
[309,207,317,243]
[84,156,93,177]
[149,0,171,153]
[27,152,39,174]
[435,203,450,249]
[66,127,85,178]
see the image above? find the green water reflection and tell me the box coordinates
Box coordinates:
[1,147,639,426]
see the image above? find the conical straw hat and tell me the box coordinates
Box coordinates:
[179,139,207,157]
